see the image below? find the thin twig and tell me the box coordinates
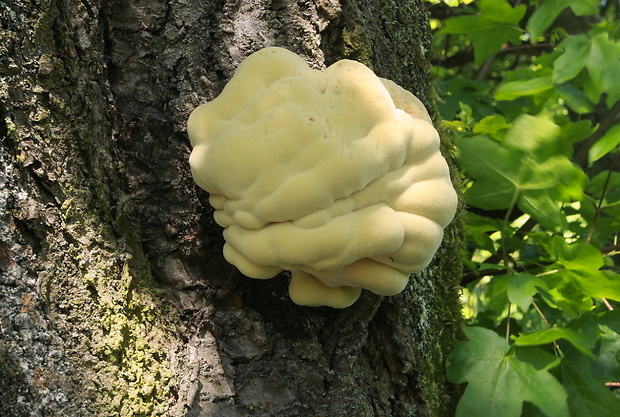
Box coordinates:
[532,300,552,329]
[602,298,614,311]
[587,151,620,244]
[476,54,496,81]
[532,299,559,353]
[505,304,512,342]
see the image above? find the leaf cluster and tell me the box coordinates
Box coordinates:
[428,1,620,416]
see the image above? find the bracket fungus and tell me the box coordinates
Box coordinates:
[187,47,458,308]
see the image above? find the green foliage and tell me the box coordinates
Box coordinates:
[590,125,620,164]
[438,0,526,65]
[447,327,569,417]
[428,0,620,415]
[553,29,620,106]
[527,0,598,41]
[458,114,587,229]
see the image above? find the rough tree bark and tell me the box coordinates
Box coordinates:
[0,0,463,416]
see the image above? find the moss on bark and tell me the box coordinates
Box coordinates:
[1,0,462,415]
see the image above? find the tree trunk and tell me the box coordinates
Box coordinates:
[0,0,463,416]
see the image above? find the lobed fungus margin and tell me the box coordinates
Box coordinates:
[187,47,457,308]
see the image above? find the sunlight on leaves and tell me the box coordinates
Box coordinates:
[514,327,595,356]
[439,0,526,65]
[527,0,598,41]
[432,0,620,415]
[495,77,554,101]
[458,115,586,229]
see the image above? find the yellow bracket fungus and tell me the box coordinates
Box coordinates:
[187,47,457,308]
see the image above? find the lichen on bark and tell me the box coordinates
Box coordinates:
[1,0,462,415]
[1,0,183,415]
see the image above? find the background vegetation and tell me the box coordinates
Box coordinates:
[426,1,620,416]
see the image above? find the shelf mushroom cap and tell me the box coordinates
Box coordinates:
[188,47,458,308]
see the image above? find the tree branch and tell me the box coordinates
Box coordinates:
[432,43,553,69]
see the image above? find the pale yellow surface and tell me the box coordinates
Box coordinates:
[188,47,458,308]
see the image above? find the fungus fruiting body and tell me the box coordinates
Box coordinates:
[188,47,457,308]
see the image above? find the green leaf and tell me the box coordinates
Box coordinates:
[459,114,586,225]
[514,344,561,372]
[548,241,620,303]
[557,120,595,155]
[557,83,595,114]
[457,101,475,125]
[586,170,620,199]
[458,124,586,227]
[556,241,603,271]
[599,310,620,334]
[593,332,620,380]
[589,124,620,165]
[539,285,593,319]
[514,327,595,356]
[505,274,547,311]
[583,71,602,104]
[586,30,620,105]
[473,115,510,136]
[592,311,620,380]
[458,135,521,209]
[563,269,620,302]
[559,350,620,417]
[495,77,554,101]
[518,190,567,229]
[439,0,526,65]
[553,35,590,84]
[475,0,527,22]
[491,274,548,312]
[465,213,503,253]
[529,157,585,201]
[567,0,599,15]
[503,113,561,155]
[446,327,570,417]
[527,0,598,41]
[527,0,568,42]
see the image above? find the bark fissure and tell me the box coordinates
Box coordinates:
[1,0,462,415]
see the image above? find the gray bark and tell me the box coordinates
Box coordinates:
[0,0,463,416]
